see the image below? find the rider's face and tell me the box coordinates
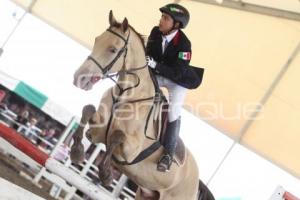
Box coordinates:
[159,13,174,34]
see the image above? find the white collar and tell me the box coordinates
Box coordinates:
[162,30,178,43]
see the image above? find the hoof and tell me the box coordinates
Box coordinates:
[82,105,96,122]
[70,143,85,164]
[98,167,113,186]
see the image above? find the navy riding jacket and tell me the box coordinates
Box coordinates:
[146,26,204,89]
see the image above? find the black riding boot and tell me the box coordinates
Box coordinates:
[157,118,181,172]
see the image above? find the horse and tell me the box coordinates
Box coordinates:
[71,11,214,200]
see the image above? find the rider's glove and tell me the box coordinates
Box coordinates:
[146,56,157,69]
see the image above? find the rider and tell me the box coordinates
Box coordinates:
[146,3,202,172]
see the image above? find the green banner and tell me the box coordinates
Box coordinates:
[14,81,48,108]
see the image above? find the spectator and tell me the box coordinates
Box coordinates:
[0,89,6,102]
[0,102,7,112]
[9,103,20,114]
[37,127,56,150]
[19,117,38,140]
[13,109,29,130]
[44,127,56,141]
[0,102,8,123]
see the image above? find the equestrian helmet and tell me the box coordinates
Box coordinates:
[159,3,190,29]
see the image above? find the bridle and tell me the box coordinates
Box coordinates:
[87,28,128,77]
[87,28,147,79]
[87,27,165,165]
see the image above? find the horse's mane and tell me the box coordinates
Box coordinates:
[110,22,146,52]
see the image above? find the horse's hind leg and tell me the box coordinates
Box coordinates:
[70,104,96,164]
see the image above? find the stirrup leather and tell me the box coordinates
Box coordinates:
[157,154,173,172]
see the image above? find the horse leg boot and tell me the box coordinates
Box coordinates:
[157,117,181,172]
[98,130,125,186]
[70,104,96,164]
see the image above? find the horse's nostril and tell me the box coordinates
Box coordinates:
[77,76,87,87]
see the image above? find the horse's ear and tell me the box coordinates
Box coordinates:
[109,10,117,26]
[121,17,128,32]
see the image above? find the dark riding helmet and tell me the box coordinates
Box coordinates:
[159,3,190,29]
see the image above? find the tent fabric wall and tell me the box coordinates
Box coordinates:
[242,50,300,178]
[41,99,74,126]
[242,0,300,13]
[10,0,300,179]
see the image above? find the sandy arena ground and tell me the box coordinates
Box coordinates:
[0,151,57,200]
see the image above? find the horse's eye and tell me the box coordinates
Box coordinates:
[109,48,117,54]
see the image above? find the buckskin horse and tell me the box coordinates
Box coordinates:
[71,11,214,200]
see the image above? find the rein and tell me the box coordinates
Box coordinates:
[88,27,165,165]
[88,28,148,93]
[88,28,148,79]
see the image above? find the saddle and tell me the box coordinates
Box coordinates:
[153,98,186,166]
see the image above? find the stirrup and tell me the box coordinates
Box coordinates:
[157,154,173,172]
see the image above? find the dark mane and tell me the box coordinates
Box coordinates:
[110,22,146,52]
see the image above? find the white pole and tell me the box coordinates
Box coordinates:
[0,0,37,57]
[112,174,128,199]
[80,143,105,176]
[64,143,106,200]
[45,158,113,200]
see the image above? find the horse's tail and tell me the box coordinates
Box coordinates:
[197,180,215,200]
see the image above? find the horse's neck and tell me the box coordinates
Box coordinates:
[116,68,153,97]
[115,31,154,99]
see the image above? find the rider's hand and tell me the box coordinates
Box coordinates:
[146,56,157,69]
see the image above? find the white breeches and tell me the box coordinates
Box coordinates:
[156,75,187,122]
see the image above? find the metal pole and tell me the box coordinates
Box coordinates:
[0,0,37,57]
[192,0,300,21]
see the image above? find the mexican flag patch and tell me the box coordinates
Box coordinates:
[178,52,191,60]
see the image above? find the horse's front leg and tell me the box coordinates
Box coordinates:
[98,130,125,186]
[70,104,96,164]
